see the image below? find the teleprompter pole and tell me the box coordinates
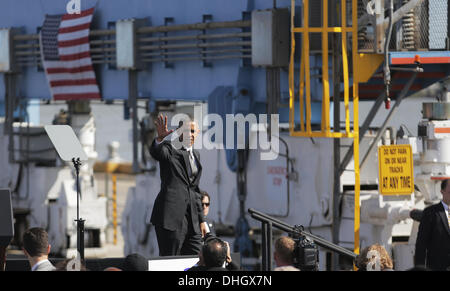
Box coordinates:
[72,158,85,261]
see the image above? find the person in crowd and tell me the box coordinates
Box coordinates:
[122,253,148,271]
[200,190,216,236]
[273,236,300,271]
[415,178,450,270]
[188,236,238,271]
[356,244,393,271]
[150,115,207,256]
[22,228,56,271]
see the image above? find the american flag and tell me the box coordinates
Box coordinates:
[40,7,101,100]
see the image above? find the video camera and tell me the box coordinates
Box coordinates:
[291,225,319,271]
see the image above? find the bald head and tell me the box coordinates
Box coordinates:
[202,238,227,268]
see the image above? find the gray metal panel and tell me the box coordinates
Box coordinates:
[0,29,12,72]
[0,189,14,247]
[422,102,450,120]
[251,9,289,67]
[252,10,273,67]
[116,19,136,70]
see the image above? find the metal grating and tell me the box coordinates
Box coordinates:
[357,0,449,52]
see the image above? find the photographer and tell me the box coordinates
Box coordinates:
[188,235,238,271]
[274,236,300,271]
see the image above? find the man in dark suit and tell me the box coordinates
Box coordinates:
[200,190,216,236]
[150,114,207,256]
[415,179,450,270]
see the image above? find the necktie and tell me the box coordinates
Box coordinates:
[188,149,198,177]
[183,147,198,178]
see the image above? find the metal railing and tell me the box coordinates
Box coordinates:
[248,208,357,271]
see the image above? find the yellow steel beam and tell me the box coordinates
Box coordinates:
[112,175,118,245]
[352,0,361,259]
[291,131,356,138]
[299,41,305,132]
[293,27,354,33]
[289,0,296,136]
[304,0,312,134]
[342,0,350,135]
[322,0,330,133]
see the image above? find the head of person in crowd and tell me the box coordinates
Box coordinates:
[274,236,296,268]
[200,191,211,217]
[200,236,227,268]
[441,179,450,205]
[356,244,393,271]
[22,227,55,271]
[122,253,148,271]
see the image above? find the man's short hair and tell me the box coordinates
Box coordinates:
[122,253,148,271]
[200,190,210,202]
[441,179,449,191]
[23,228,49,257]
[274,236,295,264]
[202,237,227,268]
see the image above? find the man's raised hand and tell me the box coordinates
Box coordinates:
[154,114,174,142]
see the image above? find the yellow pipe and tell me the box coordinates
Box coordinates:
[352,0,361,259]
[291,131,355,138]
[293,27,353,33]
[112,175,117,246]
[299,42,305,132]
[342,0,350,135]
[289,0,296,135]
[322,0,330,133]
[303,0,312,134]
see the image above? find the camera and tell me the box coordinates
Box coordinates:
[291,226,319,271]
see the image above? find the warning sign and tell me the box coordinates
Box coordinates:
[378,145,414,195]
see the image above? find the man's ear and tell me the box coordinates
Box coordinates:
[23,248,30,258]
[47,245,51,255]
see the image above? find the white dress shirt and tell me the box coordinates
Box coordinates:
[31,259,50,271]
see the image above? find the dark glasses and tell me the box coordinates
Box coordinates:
[202,203,210,207]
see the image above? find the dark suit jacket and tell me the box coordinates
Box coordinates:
[415,202,450,270]
[150,139,205,233]
[187,261,239,271]
[204,217,216,237]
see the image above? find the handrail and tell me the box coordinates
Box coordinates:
[248,208,357,260]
